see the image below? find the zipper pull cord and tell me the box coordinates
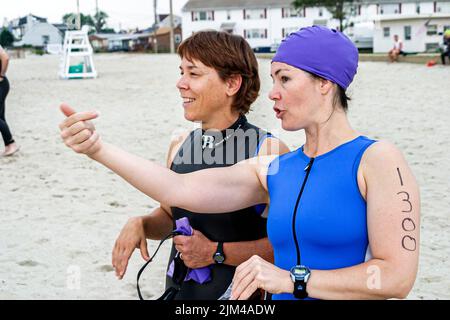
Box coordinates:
[292,157,315,266]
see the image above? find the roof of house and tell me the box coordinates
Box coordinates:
[158,14,170,22]
[362,0,450,4]
[183,0,293,11]
[90,32,155,41]
[183,0,450,11]
[375,12,450,21]
[18,14,47,25]
[155,26,181,35]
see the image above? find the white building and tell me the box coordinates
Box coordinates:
[14,22,64,47]
[181,0,450,53]
[8,14,47,40]
[370,1,450,52]
[181,0,339,51]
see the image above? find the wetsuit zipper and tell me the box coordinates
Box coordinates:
[292,157,315,265]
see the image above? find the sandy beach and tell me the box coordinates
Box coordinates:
[0,53,448,299]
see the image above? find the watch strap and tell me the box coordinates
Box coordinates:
[293,280,308,299]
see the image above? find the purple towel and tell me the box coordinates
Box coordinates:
[167,217,212,284]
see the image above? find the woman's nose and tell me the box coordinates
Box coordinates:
[176,76,188,90]
[268,87,280,101]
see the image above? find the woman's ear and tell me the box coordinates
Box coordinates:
[225,74,243,97]
[318,78,334,96]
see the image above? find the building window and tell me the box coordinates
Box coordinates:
[426,24,437,35]
[244,29,267,39]
[244,9,266,20]
[282,7,303,18]
[282,27,299,38]
[404,26,411,40]
[437,2,450,13]
[416,4,420,14]
[319,8,323,17]
[42,35,50,45]
[227,10,231,20]
[425,42,439,52]
[192,11,214,21]
[350,5,361,16]
[383,27,390,37]
[174,34,182,44]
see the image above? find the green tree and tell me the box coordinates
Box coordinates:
[93,11,109,33]
[292,0,355,31]
[62,13,95,30]
[0,28,14,47]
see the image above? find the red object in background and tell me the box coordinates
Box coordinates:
[427,60,437,67]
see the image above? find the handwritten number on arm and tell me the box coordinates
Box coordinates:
[397,191,412,213]
[402,235,416,251]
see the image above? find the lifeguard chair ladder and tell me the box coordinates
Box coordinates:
[59,27,97,79]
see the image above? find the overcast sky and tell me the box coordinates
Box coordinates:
[1,0,189,31]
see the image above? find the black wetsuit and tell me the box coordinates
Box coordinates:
[165,115,271,300]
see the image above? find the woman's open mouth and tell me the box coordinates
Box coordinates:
[273,106,285,119]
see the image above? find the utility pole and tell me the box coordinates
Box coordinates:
[95,0,99,32]
[169,0,175,53]
[153,0,158,53]
[76,0,81,30]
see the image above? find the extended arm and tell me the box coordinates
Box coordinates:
[59,104,271,213]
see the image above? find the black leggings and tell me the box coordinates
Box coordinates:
[442,50,450,65]
[0,76,14,147]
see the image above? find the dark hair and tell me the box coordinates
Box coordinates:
[177,30,260,115]
[308,73,350,112]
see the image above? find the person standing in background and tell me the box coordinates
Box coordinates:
[440,29,450,65]
[0,44,19,156]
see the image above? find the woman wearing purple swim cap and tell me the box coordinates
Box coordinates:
[59,26,420,300]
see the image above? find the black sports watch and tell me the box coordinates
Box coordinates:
[213,242,226,264]
[290,265,311,299]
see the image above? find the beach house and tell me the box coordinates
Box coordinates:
[8,14,68,49]
[181,0,338,52]
[181,0,450,53]
[371,1,450,53]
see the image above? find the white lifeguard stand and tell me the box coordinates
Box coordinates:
[59,26,97,79]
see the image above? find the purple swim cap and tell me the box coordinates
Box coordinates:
[272,25,358,90]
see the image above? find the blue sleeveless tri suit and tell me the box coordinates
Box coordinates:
[267,136,376,300]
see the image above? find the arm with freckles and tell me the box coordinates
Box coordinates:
[59,104,272,214]
[231,141,420,300]
[90,142,272,213]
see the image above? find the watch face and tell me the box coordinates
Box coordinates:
[293,267,307,276]
[290,265,310,281]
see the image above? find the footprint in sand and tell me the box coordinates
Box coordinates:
[36,238,50,245]
[126,283,153,298]
[98,265,114,273]
[17,260,39,267]
[108,201,126,208]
